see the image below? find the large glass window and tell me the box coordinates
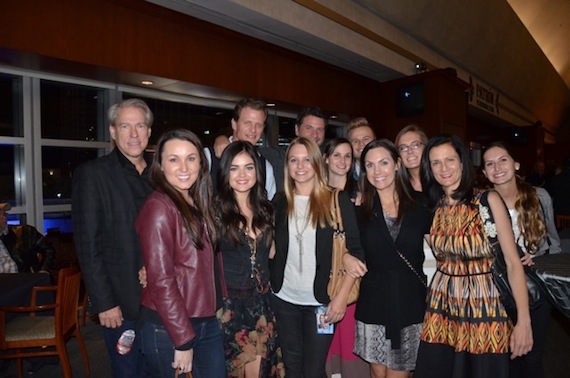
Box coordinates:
[0,73,23,137]
[0,145,25,206]
[40,80,106,141]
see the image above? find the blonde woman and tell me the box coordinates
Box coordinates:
[270,137,366,378]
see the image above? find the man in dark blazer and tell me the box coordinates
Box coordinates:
[72,98,153,378]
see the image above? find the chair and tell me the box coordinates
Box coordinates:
[0,266,91,377]
[556,215,570,230]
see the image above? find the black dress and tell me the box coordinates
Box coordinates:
[217,233,284,377]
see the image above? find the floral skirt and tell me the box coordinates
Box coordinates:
[217,291,285,377]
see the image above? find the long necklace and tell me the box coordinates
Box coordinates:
[294,200,310,273]
[245,227,257,278]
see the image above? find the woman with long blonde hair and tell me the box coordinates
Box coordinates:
[270,137,365,378]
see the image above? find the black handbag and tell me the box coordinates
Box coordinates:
[479,190,544,322]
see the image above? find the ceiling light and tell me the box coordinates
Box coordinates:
[141,80,154,86]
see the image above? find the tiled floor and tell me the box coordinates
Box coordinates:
[1,311,569,377]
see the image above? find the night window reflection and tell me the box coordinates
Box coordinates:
[0,73,23,137]
[40,80,105,141]
[42,147,100,205]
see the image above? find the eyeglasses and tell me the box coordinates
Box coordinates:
[398,141,424,154]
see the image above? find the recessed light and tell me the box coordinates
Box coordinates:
[267,103,276,107]
[330,115,338,119]
[141,80,154,86]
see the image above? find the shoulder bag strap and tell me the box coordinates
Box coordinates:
[333,189,344,233]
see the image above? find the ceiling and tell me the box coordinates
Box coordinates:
[148,0,570,141]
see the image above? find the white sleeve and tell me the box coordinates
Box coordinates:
[265,159,276,200]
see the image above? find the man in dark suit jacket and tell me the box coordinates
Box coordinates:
[72,99,153,378]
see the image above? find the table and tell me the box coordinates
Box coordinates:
[533,254,570,318]
[0,273,52,307]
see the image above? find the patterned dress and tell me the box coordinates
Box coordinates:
[415,193,512,377]
[217,233,285,378]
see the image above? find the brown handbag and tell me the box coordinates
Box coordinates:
[327,189,360,305]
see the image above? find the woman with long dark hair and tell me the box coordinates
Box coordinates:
[414,135,532,378]
[136,129,225,377]
[354,139,431,378]
[214,141,284,377]
[483,141,560,378]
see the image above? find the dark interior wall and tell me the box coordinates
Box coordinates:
[0,0,383,120]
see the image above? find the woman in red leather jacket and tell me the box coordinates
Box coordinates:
[136,129,226,378]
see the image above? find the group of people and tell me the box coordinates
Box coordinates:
[71,97,561,378]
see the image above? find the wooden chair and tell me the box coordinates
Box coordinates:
[556,215,570,230]
[0,266,91,377]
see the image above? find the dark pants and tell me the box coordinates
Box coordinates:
[102,319,145,378]
[271,294,333,378]
[140,317,225,378]
[509,299,552,378]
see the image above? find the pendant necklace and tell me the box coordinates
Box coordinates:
[245,226,257,279]
[294,199,310,273]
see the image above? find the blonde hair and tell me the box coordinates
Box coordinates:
[284,137,333,228]
[347,117,372,132]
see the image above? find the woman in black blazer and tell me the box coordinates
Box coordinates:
[353,139,432,378]
[270,137,365,378]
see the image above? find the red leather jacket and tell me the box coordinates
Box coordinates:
[136,190,226,348]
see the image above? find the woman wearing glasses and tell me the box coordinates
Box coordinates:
[214,141,283,377]
[395,125,428,192]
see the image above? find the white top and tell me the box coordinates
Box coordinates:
[276,195,320,305]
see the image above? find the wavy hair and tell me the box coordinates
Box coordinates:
[420,134,476,210]
[359,139,415,224]
[484,141,546,253]
[323,137,355,194]
[285,137,333,228]
[215,141,274,247]
[149,129,216,248]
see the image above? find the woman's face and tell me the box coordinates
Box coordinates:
[287,143,316,186]
[161,139,201,195]
[364,146,399,192]
[483,146,519,186]
[229,151,257,194]
[325,143,352,177]
[397,131,424,170]
[429,143,463,193]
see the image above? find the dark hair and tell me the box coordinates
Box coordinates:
[420,134,475,210]
[394,124,428,146]
[150,129,216,248]
[232,98,268,122]
[323,138,355,194]
[359,139,415,224]
[295,106,327,127]
[215,141,274,247]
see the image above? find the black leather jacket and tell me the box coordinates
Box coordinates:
[0,225,55,273]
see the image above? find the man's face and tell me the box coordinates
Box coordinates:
[231,107,266,145]
[295,115,326,146]
[109,106,151,163]
[349,126,375,160]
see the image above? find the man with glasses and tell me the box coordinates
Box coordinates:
[348,117,376,181]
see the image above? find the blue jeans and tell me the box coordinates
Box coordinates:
[102,319,145,378]
[140,317,225,378]
[270,294,333,378]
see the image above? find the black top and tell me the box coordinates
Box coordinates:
[355,194,432,348]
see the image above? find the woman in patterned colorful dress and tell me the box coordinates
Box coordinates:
[214,141,284,377]
[414,135,533,378]
[483,141,561,378]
